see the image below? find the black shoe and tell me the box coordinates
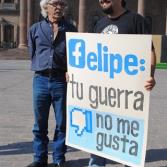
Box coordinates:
[54,162,66,167]
[26,162,47,167]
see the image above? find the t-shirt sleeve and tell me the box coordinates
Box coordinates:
[135,14,154,50]
[135,14,151,34]
[93,17,106,33]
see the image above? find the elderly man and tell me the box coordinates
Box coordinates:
[27,0,77,167]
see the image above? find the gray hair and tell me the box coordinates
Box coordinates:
[40,0,67,18]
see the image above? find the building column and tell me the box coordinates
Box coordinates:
[19,0,27,48]
[1,25,4,43]
[138,0,146,16]
[14,25,17,47]
[27,0,33,29]
[78,0,87,32]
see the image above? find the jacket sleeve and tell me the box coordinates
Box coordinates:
[28,26,36,59]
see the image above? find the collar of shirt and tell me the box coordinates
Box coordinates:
[45,17,66,32]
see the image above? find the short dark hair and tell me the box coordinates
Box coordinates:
[121,0,126,7]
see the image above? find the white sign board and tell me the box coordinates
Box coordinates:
[66,32,151,167]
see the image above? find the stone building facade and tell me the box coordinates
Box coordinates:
[0,0,167,61]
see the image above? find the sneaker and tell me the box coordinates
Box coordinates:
[26,161,47,167]
[54,162,66,167]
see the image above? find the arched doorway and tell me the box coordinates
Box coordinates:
[3,24,14,48]
[4,24,14,42]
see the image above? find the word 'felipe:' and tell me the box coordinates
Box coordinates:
[68,39,146,79]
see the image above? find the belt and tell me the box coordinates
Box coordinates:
[35,69,65,78]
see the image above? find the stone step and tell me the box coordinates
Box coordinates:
[0,48,29,60]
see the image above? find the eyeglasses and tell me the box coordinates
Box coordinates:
[48,2,65,8]
[99,0,111,4]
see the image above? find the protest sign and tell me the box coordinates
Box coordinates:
[66,32,151,167]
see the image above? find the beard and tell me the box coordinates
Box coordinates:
[102,6,113,15]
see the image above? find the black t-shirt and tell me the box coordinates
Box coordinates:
[94,10,151,34]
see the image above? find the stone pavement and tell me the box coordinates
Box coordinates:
[0,60,166,167]
[0,48,29,60]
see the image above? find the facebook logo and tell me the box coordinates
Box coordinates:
[68,39,85,68]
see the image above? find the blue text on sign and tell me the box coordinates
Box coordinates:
[68,39,146,79]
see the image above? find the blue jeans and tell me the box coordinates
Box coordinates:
[89,154,130,167]
[32,74,67,164]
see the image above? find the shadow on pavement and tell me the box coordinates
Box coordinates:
[146,148,167,162]
[48,158,89,167]
[0,141,35,155]
[0,141,78,156]
[0,142,167,163]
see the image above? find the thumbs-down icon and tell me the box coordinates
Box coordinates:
[70,107,93,136]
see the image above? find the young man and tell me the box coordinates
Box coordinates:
[88,0,156,167]
[27,0,77,167]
